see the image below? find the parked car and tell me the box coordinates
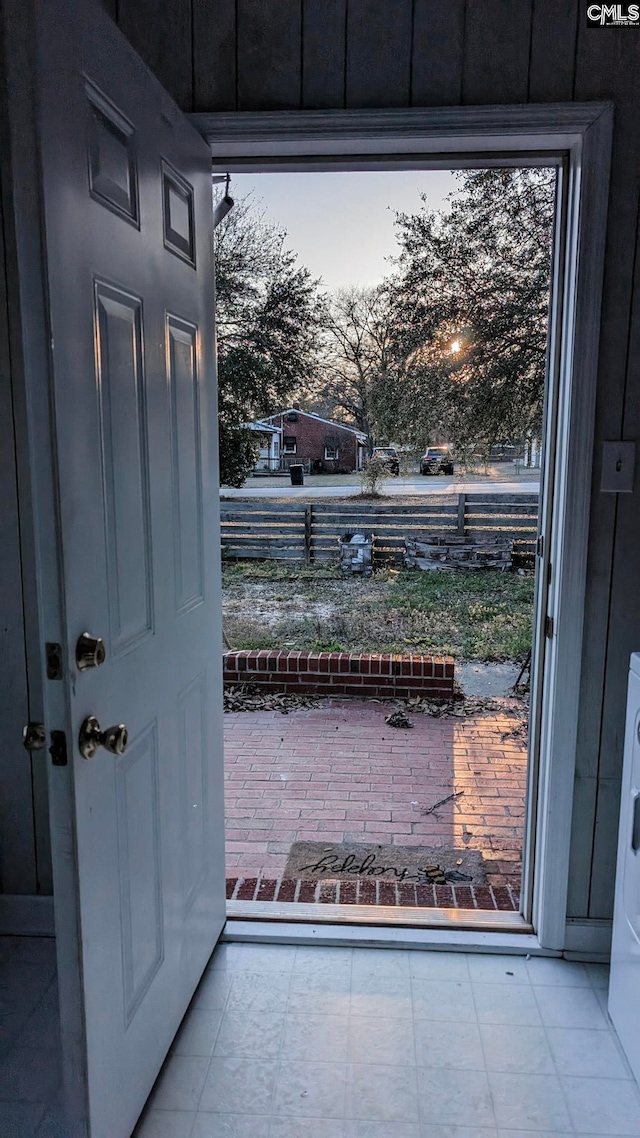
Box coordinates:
[371,446,400,475]
[420,447,454,475]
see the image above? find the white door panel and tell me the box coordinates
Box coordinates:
[32,2,225,1134]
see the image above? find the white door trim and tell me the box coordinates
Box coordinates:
[192,104,613,953]
[193,104,610,162]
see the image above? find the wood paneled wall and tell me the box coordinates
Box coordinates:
[0,30,38,894]
[106,0,640,922]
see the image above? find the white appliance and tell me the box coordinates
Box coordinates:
[609,652,640,1083]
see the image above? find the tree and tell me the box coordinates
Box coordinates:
[215,195,323,486]
[387,168,556,456]
[304,286,397,448]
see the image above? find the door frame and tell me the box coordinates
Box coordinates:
[193,104,613,953]
[2,10,613,1029]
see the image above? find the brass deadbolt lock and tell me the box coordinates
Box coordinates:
[23,722,47,751]
[79,715,128,760]
[76,632,106,671]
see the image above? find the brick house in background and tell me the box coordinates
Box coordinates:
[260,408,367,473]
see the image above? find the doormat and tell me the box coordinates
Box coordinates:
[283,840,488,887]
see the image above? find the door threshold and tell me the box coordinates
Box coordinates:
[223,916,555,955]
[226,898,530,932]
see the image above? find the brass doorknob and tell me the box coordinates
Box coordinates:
[79,715,128,760]
[76,632,106,671]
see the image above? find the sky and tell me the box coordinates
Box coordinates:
[227,170,458,291]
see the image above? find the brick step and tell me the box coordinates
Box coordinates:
[224,649,455,700]
[225,875,520,911]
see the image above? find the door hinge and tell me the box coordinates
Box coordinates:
[545,615,554,639]
[536,534,544,558]
[49,730,68,767]
[45,642,63,680]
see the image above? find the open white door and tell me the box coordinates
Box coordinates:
[29,1,225,1133]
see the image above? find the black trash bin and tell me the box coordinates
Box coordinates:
[290,464,304,486]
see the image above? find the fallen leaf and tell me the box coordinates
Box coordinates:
[384,710,414,729]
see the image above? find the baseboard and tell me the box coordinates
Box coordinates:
[0,893,55,936]
[564,918,612,961]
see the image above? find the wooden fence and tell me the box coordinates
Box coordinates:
[219,494,540,564]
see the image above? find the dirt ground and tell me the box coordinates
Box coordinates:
[221,564,534,663]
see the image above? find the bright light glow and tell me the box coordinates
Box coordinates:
[450,339,462,353]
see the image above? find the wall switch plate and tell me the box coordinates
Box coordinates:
[601,440,636,493]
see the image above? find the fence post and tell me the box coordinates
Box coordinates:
[304,504,313,564]
[457,493,466,536]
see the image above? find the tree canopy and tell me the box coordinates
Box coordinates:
[383,168,556,456]
[301,286,396,447]
[214,170,557,483]
[214,195,324,486]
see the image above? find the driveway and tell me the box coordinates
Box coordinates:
[221,473,540,499]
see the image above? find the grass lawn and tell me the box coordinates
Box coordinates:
[222,562,535,662]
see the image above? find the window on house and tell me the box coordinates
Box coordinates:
[324,442,339,460]
[273,440,280,457]
[283,436,297,453]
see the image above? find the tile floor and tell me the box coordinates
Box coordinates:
[224,700,527,895]
[136,943,640,1138]
[0,935,66,1137]
[2,936,638,1136]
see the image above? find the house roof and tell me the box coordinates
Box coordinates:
[264,408,367,441]
[242,419,282,435]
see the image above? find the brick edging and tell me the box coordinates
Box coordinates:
[225,875,519,911]
[223,649,454,699]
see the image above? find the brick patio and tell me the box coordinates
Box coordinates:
[224,698,527,910]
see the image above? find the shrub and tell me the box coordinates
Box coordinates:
[359,456,389,497]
